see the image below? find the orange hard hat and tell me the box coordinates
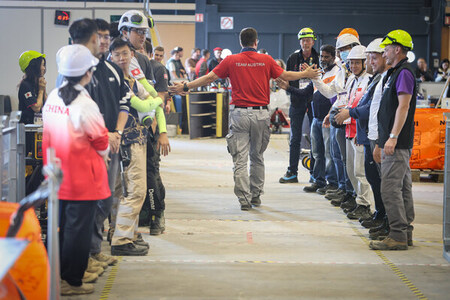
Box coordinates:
[338,28,359,39]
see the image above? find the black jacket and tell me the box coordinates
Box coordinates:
[286,48,319,107]
[377,59,417,149]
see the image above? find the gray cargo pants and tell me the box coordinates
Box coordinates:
[380,148,414,242]
[226,107,271,204]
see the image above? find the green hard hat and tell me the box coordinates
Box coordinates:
[298,27,317,40]
[19,50,45,73]
[380,29,413,50]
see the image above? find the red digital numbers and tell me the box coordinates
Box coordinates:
[57,12,69,21]
[55,10,70,25]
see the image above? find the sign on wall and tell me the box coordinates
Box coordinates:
[54,10,70,26]
[195,13,204,22]
[220,17,233,30]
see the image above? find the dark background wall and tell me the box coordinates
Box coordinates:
[196,0,446,68]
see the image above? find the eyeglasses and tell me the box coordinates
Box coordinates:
[98,34,110,40]
[131,28,148,36]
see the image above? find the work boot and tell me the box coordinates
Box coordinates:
[111,243,148,256]
[360,217,384,229]
[316,185,338,195]
[150,211,166,235]
[369,217,389,234]
[82,271,98,283]
[91,252,118,266]
[347,205,371,220]
[89,256,107,269]
[325,189,345,200]
[61,280,94,296]
[134,232,150,249]
[251,196,261,207]
[239,198,252,211]
[303,183,322,193]
[369,227,390,240]
[87,258,105,276]
[279,170,298,183]
[369,237,408,250]
[340,194,356,212]
[330,192,349,206]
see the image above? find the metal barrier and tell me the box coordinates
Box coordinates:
[444,112,450,262]
[0,111,26,203]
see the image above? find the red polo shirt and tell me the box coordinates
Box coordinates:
[212,50,283,107]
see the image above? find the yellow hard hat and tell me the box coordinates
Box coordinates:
[380,29,413,50]
[298,27,317,40]
[19,50,45,73]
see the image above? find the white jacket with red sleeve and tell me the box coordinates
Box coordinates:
[43,84,110,201]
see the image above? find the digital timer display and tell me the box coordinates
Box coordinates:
[55,10,70,26]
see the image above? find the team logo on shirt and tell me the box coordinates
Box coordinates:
[131,68,141,77]
[24,92,33,99]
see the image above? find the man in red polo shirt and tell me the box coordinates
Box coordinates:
[169,27,320,210]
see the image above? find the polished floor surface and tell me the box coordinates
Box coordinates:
[65,135,450,300]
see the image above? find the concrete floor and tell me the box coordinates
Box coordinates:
[66,134,450,300]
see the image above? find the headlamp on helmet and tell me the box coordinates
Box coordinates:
[119,10,149,32]
[298,27,317,40]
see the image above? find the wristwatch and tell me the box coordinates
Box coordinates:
[115,129,123,136]
[389,133,398,139]
[183,82,189,92]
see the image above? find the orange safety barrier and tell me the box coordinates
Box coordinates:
[0,202,49,300]
[410,108,450,170]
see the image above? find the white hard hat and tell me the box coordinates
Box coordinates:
[348,45,367,60]
[407,51,416,63]
[336,33,360,50]
[119,10,149,31]
[221,49,232,60]
[365,38,384,54]
[57,45,99,77]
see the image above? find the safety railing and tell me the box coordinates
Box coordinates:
[444,112,450,262]
[1,111,26,203]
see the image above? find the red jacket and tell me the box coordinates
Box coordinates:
[195,57,209,77]
[43,85,110,201]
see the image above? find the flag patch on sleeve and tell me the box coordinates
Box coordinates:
[131,68,141,77]
[24,92,33,99]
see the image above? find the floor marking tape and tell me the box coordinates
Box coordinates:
[99,257,122,300]
[350,225,428,300]
[119,258,450,267]
[165,219,347,223]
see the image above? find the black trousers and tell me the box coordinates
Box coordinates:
[306,101,315,176]
[140,131,166,225]
[59,200,97,286]
[364,143,385,219]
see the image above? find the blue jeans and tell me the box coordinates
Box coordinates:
[330,126,345,190]
[334,127,354,194]
[288,105,307,174]
[310,118,337,187]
